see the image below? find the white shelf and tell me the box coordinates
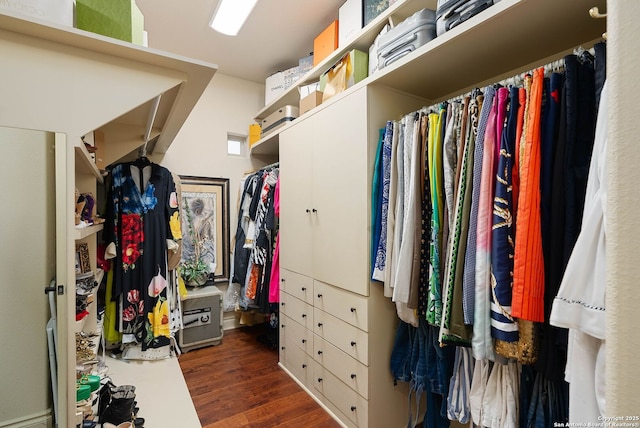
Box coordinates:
[0,10,217,158]
[74,143,104,183]
[251,0,606,154]
[74,223,104,240]
[105,355,201,428]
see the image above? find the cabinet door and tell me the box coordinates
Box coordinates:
[311,88,371,295]
[279,126,313,277]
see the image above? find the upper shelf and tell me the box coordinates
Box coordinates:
[253,0,605,123]
[75,142,104,183]
[0,10,218,157]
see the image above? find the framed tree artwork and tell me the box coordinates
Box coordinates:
[179,176,230,284]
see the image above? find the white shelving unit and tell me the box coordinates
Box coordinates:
[250,0,606,157]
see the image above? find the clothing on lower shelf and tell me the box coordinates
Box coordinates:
[374,42,606,426]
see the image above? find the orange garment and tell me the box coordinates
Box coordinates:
[512,68,545,322]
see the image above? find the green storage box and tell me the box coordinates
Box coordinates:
[76,0,145,45]
[320,49,369,94]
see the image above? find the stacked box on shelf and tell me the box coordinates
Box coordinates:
[76,0,145,45]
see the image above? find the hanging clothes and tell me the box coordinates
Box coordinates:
[550,81,608,421]
[103,160,181,353]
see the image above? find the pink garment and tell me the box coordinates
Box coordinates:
[268,178,280,303]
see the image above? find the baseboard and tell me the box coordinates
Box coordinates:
[0,409,53,428]
[278,362,348,428]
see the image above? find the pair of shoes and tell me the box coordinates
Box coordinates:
[99,382,145,428]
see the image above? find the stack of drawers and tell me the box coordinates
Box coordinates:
[279,268,407,428]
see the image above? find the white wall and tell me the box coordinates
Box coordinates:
[154,73,275,326]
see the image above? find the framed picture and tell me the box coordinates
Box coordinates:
[75,243,91,274]
[179,176,230,283]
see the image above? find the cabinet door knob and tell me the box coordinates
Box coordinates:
[351,374,356,379]
[281,302,285,306]
[317,350,323,355]
[351,406,356,412]
[312,208,317,213]
[306,209,311,213]
[301,313,307,318]
[317,378,323,383]
[302,339,306,344]
[301,287,306,291]
[317,294,323,298]
[350,307,356,313]
[281,278,285,282]
[351,341,357,346]
[281,346,285,350]
[281,324,285,328]
[302,364,307,368]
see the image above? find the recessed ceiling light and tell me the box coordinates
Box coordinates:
[209,0,258,36]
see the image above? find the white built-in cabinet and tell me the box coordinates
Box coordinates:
[0,10,216,427]
[270,0,607,426]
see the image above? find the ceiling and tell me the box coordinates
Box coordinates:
[135,0,344,84]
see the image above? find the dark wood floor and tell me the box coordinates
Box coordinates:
[179,323,341,428]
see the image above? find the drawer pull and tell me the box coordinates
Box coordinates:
[302,364,307,368]
[350,307,356,312]
[317,350,323,355]
[317,378,323,383]
[301,314,307,318]
[317,293,323,298]
[350,374,356,379]
[351,406,356,412]
[302,339,306,344]
[317,323,323,327]
[301,287,306,291]
[351,341,357,347]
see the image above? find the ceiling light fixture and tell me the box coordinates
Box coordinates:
[209,0,258,36]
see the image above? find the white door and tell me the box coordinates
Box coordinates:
[0,128,70,427]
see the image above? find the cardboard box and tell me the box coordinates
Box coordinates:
[76,0,145,45]
[300,91,323,116]
[339,0,363,48]
[364,0,389,26]
[313,20,339,67]
[0,0,73,26]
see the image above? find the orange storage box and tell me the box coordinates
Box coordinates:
[313,20,339,67]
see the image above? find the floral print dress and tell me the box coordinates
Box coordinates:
[104,161,181,351]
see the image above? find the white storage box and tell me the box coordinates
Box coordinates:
[339,0,363,48]
[178,286,224,353]
[0,0,74,27]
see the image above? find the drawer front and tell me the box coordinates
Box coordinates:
[281,335,312,385]
[313,308,369,365]
[281,268,314,304]
[281,291,314,330]
[314,335,369,399]
[280,314,313,355]
[313,363,368,427]
[314,280,369,331]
